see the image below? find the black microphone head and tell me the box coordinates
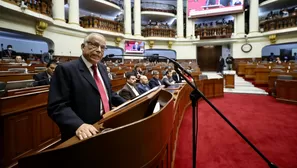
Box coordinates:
[1,44,3,47]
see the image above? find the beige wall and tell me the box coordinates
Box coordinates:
[231,32,297,59]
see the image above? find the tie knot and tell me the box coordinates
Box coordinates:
[91,64,97,70]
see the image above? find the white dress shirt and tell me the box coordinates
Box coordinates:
[82,56,109,115]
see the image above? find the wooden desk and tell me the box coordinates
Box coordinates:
[254,68,270,85]
[0,90,60,168]
[111,78,126,91]
[237,63,246,76]
[18,79,224,168]
[268,72,297,92]
[0,73,36,82]
[224,74,235,88]
[276,80,297,104]
[244,64,256,79]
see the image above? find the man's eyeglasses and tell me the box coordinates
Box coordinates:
[86,41,107,51]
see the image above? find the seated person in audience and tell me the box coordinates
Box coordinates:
[106,67,113,80]
[33,60,57,86]
[2,44,17,58]
[119,72,140,100]
[42,49,54,64]
[162,70,175,87]
[162,66,171,76]
[133,65,143,79]
[137,75,151,94]
[149,70,162,88]
[172,70,182,83]
[13,56,28,66]
[276,57,282,64]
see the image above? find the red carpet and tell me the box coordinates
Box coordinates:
[174,93,297,168]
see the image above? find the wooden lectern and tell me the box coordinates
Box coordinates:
[18,88,175,168]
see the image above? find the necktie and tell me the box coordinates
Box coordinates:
[91,65,110,113]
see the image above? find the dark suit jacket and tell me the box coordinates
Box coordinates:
[137,83,150,94]
[119,84,140,100]
[48,57,125,141]
[172,73,182,83]
[1,49,17,58]
[149,77,162,89]
[33,71,50,86]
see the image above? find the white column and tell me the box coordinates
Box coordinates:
[236,12,245,36]
[186,18,194,38]
[249,0,259,34]
[124,0,132,35]
[177,0,184,38]
[52,0,65,22]
[134,0,141,36]
[68,0,80,25]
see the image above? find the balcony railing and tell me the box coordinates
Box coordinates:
[80,16,124,33]
[142,28,176,38]
[195,25,233,39]
[3,0,53,17]
[141,2,176,15]
[259,15,297,32]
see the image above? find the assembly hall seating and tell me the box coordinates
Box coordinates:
[236,61,297,104]
[0,59,224,168]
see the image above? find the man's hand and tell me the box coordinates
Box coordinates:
[75,124,98,140]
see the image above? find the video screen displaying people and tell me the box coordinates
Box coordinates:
[125,41,145,54]
[188,0,244,18]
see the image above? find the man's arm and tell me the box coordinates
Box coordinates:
[162,78,172,86]
[47,65,84,135]
[119,89,132,100]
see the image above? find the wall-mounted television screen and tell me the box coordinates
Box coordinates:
[125,41,145,54]
[188,0,244,18]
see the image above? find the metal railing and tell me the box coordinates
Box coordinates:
[142,28,176,38]
[80,16,124,33]
[3,0,52,17]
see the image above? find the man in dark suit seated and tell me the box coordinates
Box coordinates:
[162,70,175,87]
[119,72,140,100]
[137,75,151,94]
[33,60,57,86]
[48,33,126,141]
[1,44,17,58]
[149,70,162,89]
[172,70,182,83]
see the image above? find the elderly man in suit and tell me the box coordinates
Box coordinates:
[149,70,162,89]
[33,60,57,86]
[119,72,140,100]
[137,75,151,94]
[48,33,125,141]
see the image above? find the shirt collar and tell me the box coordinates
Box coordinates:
[81,55,93,69]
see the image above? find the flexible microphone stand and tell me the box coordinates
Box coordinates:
[105,54,278,168]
